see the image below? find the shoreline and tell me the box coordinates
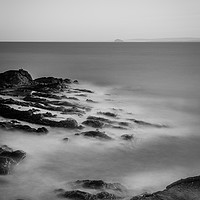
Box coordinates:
[0,69,199,200]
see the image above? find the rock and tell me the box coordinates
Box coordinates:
[112,126,128,130]
[86,99,97,103]
[0,104,79,129]
[77,130,112,140]
[82,119,104,128]
[76,94,87,97]
[87,116,113,124]
[56,190,120,200]
[0,121,48,134]
[0,69,33,89]
[63,137,69,141]
[58,190,94,200]
[70,180,127,192]
[74,89,94,93]
[121,134,134,140]
[130,175,200,200]
[97,112,117,118]
[73,80,79,84]
[32,92,62,100]
[118,122,130,127]
[0,145,26,175]
[128,119,169,128]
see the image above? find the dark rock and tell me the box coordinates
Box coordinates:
[118,122,130,127]
[87,116,113,124]
[0,69,33,89]
[97,112,117,118]
[63,137,69,141]
[64,78,72,84]
[121,134,134,140]
[78,130,112,140]
[82,120,104,128]
[86,99,97,103]
[0,104,79,129]
[112,126,128,130]
[58,190,94,200]
[32,92,62,100]
[56,190,120,200]
[0,121,48,134]
[76,94,87,97]
[74,89,94,93]
[130,175,200,200]
[73,80,79,84]
[0,145,26,175]
[70,180,127,192]
[128,119,169,128]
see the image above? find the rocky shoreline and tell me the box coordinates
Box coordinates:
[0,69,199,200]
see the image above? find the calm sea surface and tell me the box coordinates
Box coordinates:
[0,42,200,200]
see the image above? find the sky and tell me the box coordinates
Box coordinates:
[0,0,200,41]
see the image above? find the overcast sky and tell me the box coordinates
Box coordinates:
[0,0,200,41]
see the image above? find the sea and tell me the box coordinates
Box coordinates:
[0,42,200,200]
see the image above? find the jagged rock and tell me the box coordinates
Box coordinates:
[87,116,113,124]
[130,175,200,200]
[70,180,127,192]
[97,112,117,118]
[82,120,104,128]
[32,92,62,99]
[56,190,120,200]
[0,69,33,89]
[77,130,112,140]
[73,80,79,84]
[128,119,168,128]
[0,145,26,175]
[74,89,94,93]
[86,99,97,103]
[0,121,48,134]
[121,134,134,140]
[0,104,79,129]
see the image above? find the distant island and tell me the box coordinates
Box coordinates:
[125,37,200,42]
[114,39,124,42]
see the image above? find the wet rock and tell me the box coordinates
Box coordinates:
[76,94,87,97]
[130,175,200,200]
[87,116,113,124]
[0,121,48,134]
[128,119,168,128]
[118,122,130,127]
[0,145,26,175]
[77,130,112,140]
[121,134,134,140]
[32,92,62,100]
[82,119,104,128]
[74,89,94,93]
[0,104,79,129]
[73,80,79,84]
[56,190,120,200]
[97,112,117,118]
[63,137,69,141]
[70,180,127,192]
[112,126,128,130]
[0,69,33,89]
[86,99,97,103]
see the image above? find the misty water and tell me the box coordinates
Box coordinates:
[0,42,200,200]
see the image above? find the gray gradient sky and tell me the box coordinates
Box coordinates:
[0,0,200,41]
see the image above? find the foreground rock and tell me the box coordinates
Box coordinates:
[0,69,33,89]
[131,175,200,200]
[0,145,26,175]
[76,130,112,140]
[56,190,120,200]
[0,104,79,129]
[0,120,48,134]
[70,180,127,193]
